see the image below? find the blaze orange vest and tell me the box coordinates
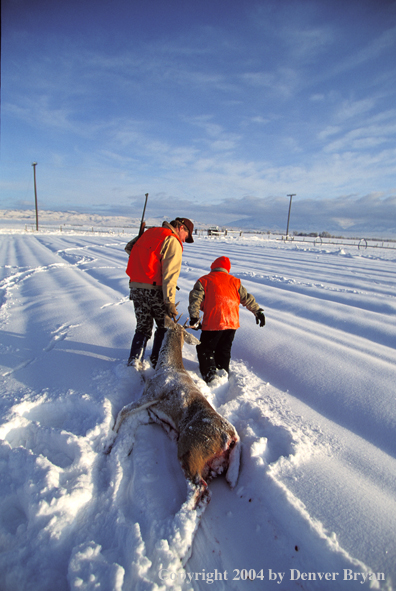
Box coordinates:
[199,271,241,330]
[126,227,182,285]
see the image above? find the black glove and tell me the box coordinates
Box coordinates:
[255,309,265,327]
[189,317,202,330]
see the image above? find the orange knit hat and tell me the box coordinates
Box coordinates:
[210,256,231,272]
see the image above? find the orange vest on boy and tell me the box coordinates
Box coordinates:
[199,271,241,330]
[126,227,182,285]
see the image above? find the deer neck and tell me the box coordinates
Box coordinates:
[157,330,185,370]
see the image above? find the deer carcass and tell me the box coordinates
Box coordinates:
[106,316,240,507]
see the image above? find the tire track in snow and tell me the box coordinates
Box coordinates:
[0,264,67,323]
[0,236,132,382]
[0,254,96,329]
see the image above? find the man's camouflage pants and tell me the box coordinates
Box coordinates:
[129,287,165,339]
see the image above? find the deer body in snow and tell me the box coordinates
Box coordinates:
[106,316,240,506]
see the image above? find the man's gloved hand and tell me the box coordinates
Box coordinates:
[255,308,265,327]
[165,302,178,320]
[189,317,202,330]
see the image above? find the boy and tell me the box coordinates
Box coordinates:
[188,256,265,383]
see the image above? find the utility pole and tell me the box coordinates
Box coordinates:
[285,193,296,239]
[32,162,39,231]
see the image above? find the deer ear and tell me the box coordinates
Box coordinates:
[183,331,200,346]
[164,315,173,328]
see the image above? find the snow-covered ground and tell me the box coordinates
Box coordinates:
[0,223,395,590]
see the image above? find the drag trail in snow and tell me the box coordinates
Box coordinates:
[0,229,395,590]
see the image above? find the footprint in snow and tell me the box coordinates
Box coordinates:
[206,361,297,469]
[3,420,81,469]
[100,296,129,309]
[0,496,28,536]
[250,424,295,467]
[43,323,81,352]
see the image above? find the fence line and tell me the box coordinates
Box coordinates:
[16,224,396,250]
[280,235,396,250]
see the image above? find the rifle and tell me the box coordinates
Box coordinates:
[139,193,149,237]
[125,192,149,255]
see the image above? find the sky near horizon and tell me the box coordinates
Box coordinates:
[1,0,396,234]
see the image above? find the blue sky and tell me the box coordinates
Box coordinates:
[1,0,396,235]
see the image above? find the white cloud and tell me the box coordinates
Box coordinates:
[335,98,377,121]
[318,126,342,140]
[310,94,325,101]
[249,116,271,125]
[331,25,396,76]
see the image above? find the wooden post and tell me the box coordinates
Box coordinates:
[32,162,39,231]
[286,194,296,239]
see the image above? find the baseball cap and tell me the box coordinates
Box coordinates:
[176,217,194,243]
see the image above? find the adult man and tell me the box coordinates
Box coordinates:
[188,256,265,383]
[126,217,194,368]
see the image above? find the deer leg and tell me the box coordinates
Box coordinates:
[104,398,160,454]
[185,479,211,510]
[113,398,161,433]
[225,437,241,488]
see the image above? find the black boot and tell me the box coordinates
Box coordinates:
[127,332,148,367]
[197,346,217,384]
[214,329,235,374]
[150,327,167,368]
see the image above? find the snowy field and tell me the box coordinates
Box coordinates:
[0,225,395,590]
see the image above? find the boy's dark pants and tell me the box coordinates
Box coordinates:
[196,329,236,382]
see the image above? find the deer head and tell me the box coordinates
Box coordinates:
[156,315,199,370]
[163,314,200,347]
